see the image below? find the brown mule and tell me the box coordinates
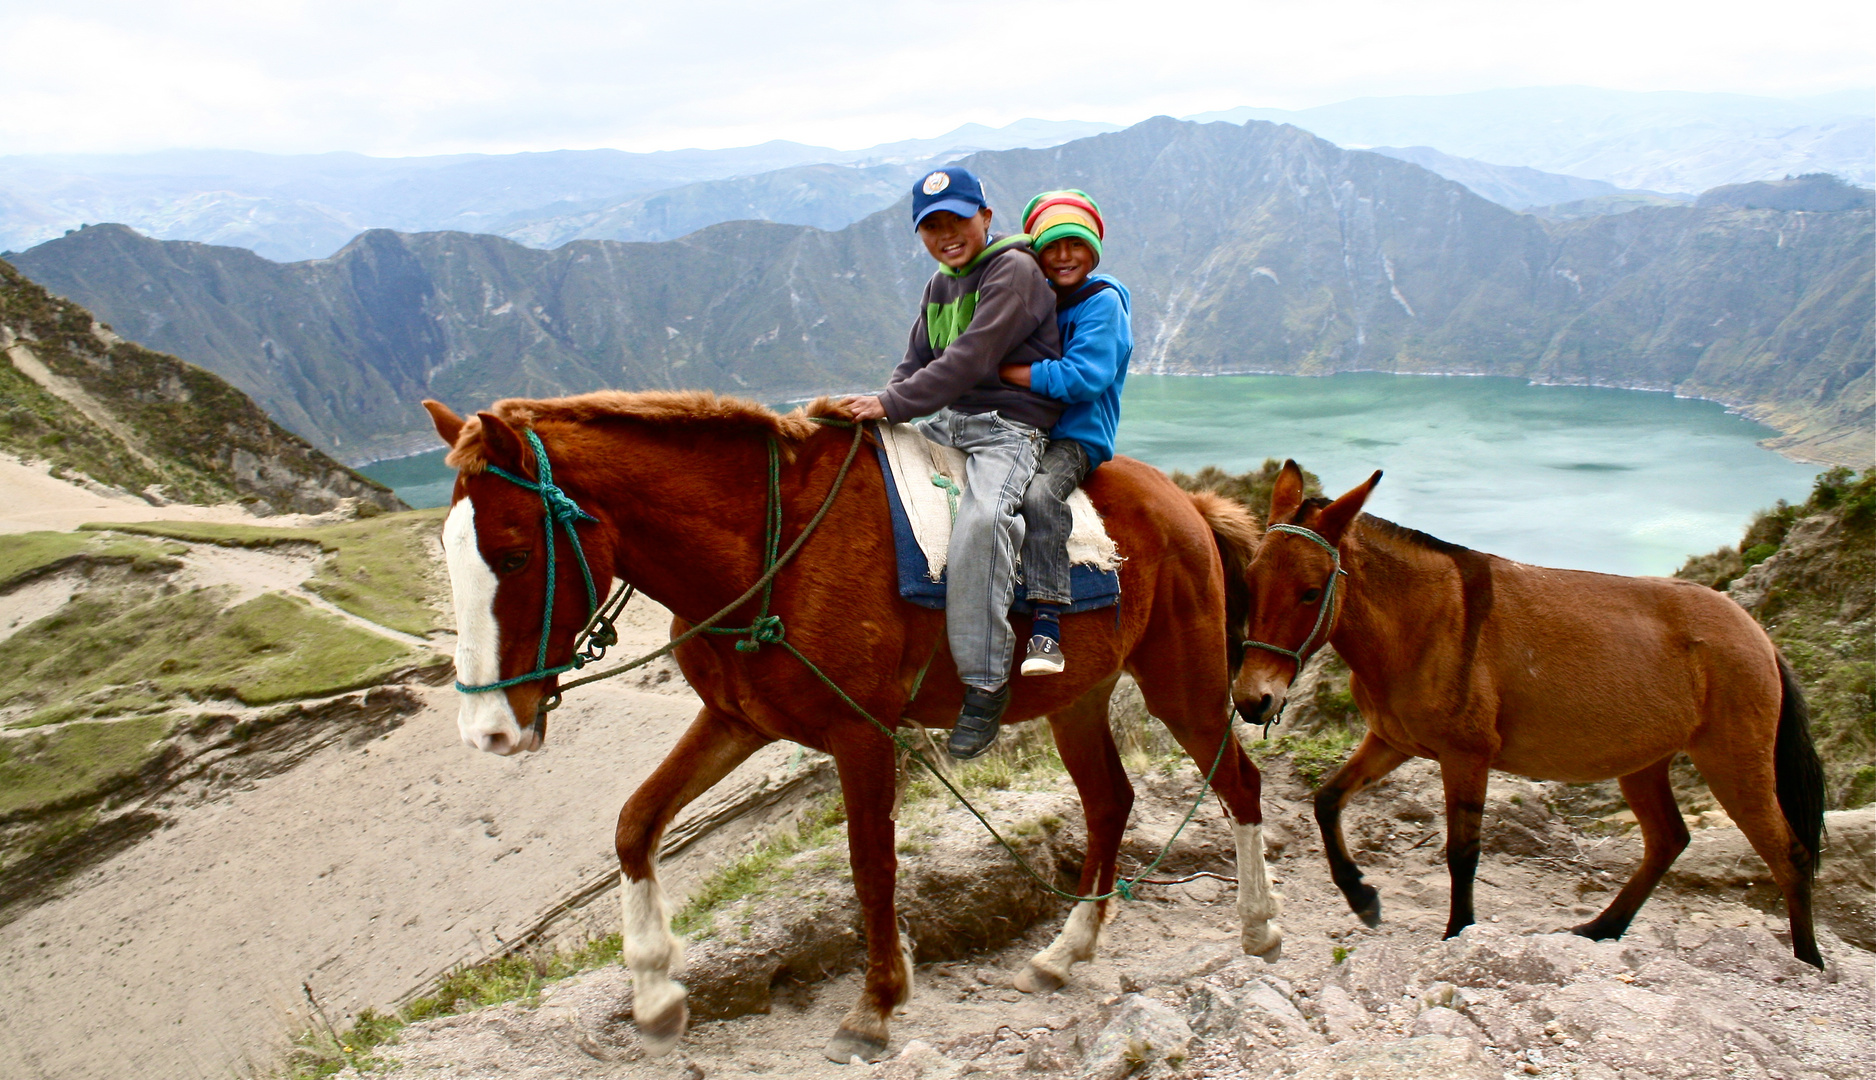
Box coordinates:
[1232,461,1826,967]
[423,391,1282,1063]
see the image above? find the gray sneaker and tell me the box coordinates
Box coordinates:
[1021,635,1065,676]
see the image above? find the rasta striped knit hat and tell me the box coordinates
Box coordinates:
[1022,189,1105,263]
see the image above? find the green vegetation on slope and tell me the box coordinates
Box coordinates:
[0,716,170,818]
[0,588,424,730]
[0,530,183,589]
[0,257,402,513]
[88,508,450,635]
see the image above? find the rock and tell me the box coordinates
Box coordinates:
[1284,1035,1498,1080]
[1328,939,1415,1011]
[1409,1005,1485,1044]
[1430,926,1625,992]
[1079,994,1194,1080]
[1315,983,1369,1042]
[1664,807,1875,950]
[869,1039,966,1080]
[1186,977,1316,1046]
[1529,979,1807,1080]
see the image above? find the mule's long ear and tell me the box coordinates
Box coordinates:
[424,400,464,447]
[476,411,531,475]
[1269,459,1307,525]
[1318,470,1383,544]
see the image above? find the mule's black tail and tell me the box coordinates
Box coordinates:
[1773,652,1826,883]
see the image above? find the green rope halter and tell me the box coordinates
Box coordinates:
[1241,522,1347,667]
[454,428,617,695]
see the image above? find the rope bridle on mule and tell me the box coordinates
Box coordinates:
[453,418,1243,903]
[1239,522,1347,734]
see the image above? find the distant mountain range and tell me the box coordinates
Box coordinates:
[13,117,1870,468]
[1190,86,1874,193]
[3,89,1868,264]
[0,119,1119,261]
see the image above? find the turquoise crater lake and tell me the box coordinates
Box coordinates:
[365,373,1821,577]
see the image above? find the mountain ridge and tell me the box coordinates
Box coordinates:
[12,117,1870,467]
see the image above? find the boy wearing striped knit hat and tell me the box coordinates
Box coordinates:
[999,190,1133,676]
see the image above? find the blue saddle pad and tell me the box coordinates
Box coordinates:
[874,439,1120,613]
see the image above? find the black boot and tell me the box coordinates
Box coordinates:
[947,684,1010,760]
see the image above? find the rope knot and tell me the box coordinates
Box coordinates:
[736,615,786,652]
[539,481,596,527]
[1116,879,1137,902]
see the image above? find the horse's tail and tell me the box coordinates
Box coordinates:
[1773,651,1826,884]
[1188,490,1261,672]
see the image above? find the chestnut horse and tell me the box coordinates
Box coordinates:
[423,391,1278,1062]
[1232,462,1825,967]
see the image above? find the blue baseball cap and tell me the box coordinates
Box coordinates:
[911,167,989,228]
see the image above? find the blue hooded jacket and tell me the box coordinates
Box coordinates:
[1027,274,1131,467]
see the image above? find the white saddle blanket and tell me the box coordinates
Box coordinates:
[877,421,1122,582]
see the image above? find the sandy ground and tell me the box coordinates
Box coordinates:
[0,462,758,1079]
[0,453,350,534]
[0,666,775,1080]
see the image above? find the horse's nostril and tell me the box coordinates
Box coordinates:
[481,732,511,754]
[1259,693,1274,716]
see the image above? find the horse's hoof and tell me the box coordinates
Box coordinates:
[823,1028,890,1064]
[1243,921,1283,962]
[1015,963,1066,994]
[634,997,688,1057]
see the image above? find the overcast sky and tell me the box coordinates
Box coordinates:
[2,0,1870,157]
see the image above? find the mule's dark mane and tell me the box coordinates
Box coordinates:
[447,390,839,471]
[1359,513,1471,556]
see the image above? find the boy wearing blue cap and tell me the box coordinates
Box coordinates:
[847,166,1063,759]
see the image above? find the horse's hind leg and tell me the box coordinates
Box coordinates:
[615,706,772,1056]
[1314,733,1411,929]
[1575,756,1687,941]
[1017,674,1129,994]
[824,729,911,1064]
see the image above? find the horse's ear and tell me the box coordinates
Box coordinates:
[476,411,529,474]
[1318,470,1383,544]
[423,400,464,447]
[1269,459,1307,524]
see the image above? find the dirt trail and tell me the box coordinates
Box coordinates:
[353,759,1876,1080]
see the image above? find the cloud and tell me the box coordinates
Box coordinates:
[1,0,1870,155]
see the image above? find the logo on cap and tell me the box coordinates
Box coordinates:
[921,172,951,196]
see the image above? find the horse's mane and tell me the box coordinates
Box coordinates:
[446,390,840,471]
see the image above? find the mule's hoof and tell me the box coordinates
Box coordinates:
[634,998,689,1057]
[1243,921,1283,962]
[1351,889,1382,929]
[824,1029,890,1064]
[1015,963,1066,994]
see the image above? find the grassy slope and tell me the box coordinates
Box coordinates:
[89,507,450,635]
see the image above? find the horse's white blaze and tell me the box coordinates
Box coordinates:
[621,872,687,1053]
[1234,821,1284,960]
[444,498,522,753]
[1025,900,1105,984]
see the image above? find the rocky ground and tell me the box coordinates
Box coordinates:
[339,749,1875,1080]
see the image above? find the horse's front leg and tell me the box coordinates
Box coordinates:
[1438,753,1492,938]
[1313,732,1410,928]
[1017,674,1128,994]
[823,731,911,1064]
[616,706,772,1056]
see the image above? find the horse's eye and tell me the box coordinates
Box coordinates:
[1301,587,1322,604]
[497,551,529,575]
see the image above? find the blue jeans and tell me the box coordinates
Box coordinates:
[915,408,1045,690]
[1020,438,1094,606]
